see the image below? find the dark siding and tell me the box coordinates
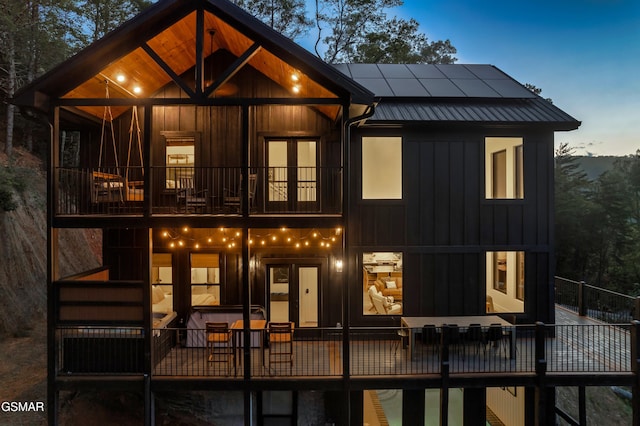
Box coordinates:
[350,127,554,322]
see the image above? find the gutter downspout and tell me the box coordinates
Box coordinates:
[341,102,375,423]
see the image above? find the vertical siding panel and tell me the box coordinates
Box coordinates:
[463,253,480,314]
[421,141,435,245]
[406,137,422,245]
[449,141,465,244]
[464,139,480,245]
[434,142,450,245]
[434,254,449,315]
[448,254,464,313]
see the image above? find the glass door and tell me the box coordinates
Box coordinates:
[267,264,319,328]
[266,139,318,212]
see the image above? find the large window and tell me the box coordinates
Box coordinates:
[190,253,221,307]
[163,132,197,189]
[151,253,173,314]
[363,252,403,315]
[362,137,402,199]
[485,137,524,199]
[486,251,524,313]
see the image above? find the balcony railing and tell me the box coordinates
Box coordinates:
[55,323,637,379]
[555,277,639,324]
[54,166,342,216]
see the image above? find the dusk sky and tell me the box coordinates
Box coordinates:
[395,0,640,156]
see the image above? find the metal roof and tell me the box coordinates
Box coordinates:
[369,99,579,129]
[334,63,580,129]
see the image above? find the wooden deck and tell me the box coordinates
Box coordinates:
[151,307,635,380]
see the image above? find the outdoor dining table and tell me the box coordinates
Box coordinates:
[231,319,267,369]
[400,315,515,360]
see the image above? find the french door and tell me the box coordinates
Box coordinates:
[267,263,319,328]
[266,139,318,212]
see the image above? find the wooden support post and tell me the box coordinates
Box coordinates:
[534,322,548,426]
[634,297,640,321]
[632,320,640,426]
[578,281,586,317]
[403,390,425,425]
[440,325,451,426]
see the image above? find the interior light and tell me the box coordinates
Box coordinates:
[169,242,175,248]
[304,241,310,246]
[335,259,343,273]
[207,238,212,243]
[272,236,277,241]
[162,231,169,237]
[280,227,287,232]
[116,74,126,83]
[291,73,299,82]
[133,86,142,94]
[292,85,300,94]
[195,243,200,249]
[183,226,189,232]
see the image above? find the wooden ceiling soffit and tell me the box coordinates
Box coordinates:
[60,9,341,120]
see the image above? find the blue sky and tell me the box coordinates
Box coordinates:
[394,0,640,156]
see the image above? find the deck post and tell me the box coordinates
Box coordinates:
[634,297,640,321]
[578,281,586,316]
[440,325,450,426]
[632,320,640,426]
[534,322,548,426]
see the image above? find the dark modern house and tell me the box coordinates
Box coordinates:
[14,0,640,425]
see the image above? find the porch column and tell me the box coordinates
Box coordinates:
[48,106,60,425]
[403,389,425,425]
[142,105,152,217]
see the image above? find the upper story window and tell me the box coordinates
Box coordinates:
[162,131,199,190]
[362,137,402,199]
[485,137,524,199]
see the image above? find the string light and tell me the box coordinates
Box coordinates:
[158,227,342,250]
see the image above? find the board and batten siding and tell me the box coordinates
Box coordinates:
[350,128,555,321]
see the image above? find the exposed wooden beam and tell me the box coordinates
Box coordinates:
[204,42,261,98]
[141,43,196,99]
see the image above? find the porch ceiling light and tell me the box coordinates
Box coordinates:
[335,259,343,273]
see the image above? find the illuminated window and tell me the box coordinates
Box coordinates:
[363,252,403,315]
[485,137,524,199]
[162,131,199,190]
[190,253,221,307]
[362,137,402,199]
[486,251,524,313]
[151,253,173,314]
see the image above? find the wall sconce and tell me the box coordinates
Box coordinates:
[335,259,343,273]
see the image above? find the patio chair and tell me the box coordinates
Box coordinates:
[177,177,208,212]
[224,173,257,213]
[267,322,294,373]
[421,324,440,357]
[205,322,235,374]
[466,323,486,357]
[486,323,508,358]
[443,324,464,360]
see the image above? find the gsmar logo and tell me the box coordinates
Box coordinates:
[1,401,45,412]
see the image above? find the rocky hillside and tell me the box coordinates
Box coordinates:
[0,148,101,339]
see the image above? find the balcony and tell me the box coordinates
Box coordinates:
[55,166,342,216]
[55,318,637,383]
